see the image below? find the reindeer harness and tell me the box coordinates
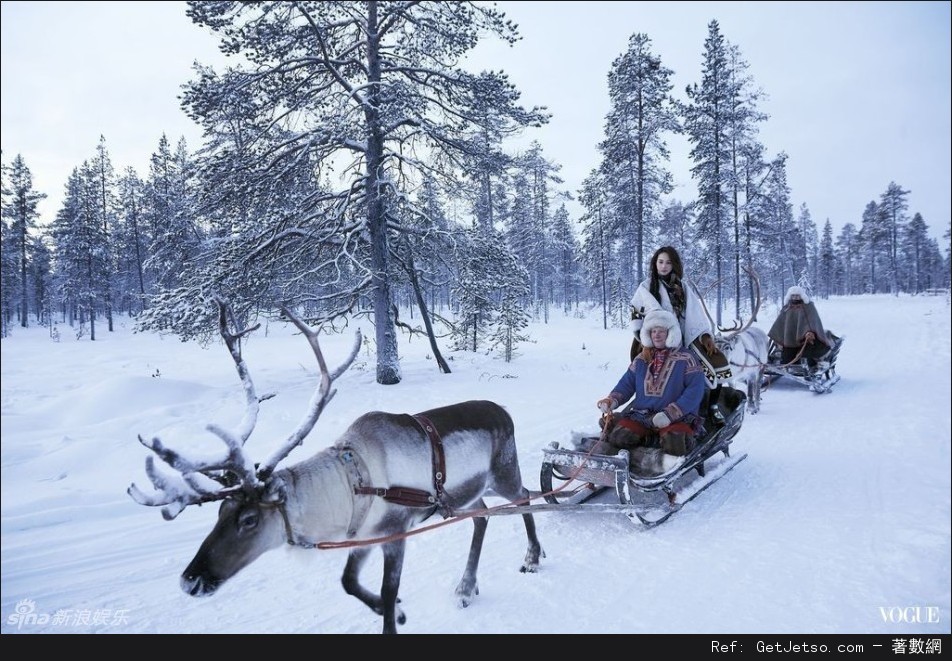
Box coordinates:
[336,414,451,536]
[276,415,450,545]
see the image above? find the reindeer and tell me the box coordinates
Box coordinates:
[128,300,543,634]
[697,269,770,414]
[715,326,770,414]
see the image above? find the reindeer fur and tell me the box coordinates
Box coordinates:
[716,327,770,414]
[180,399,543,634]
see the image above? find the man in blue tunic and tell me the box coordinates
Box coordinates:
[595,309,707,475]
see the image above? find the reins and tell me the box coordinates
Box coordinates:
[758,339,810,394]
[716,337,769,372]
[315,413,612,550]
[778,339,809,367]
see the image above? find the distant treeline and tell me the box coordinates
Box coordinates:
[2,6,949,384]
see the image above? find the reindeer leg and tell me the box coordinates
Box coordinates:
[380,540,407,634]
[455,505,488,607]
[342,547,406,630]
[519,509,543,573]
[492,475,545,575]
[752,371,762,414]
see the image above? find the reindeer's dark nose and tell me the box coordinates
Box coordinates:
[181,571,219,597]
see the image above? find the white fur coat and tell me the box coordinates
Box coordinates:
[629,277,713,348]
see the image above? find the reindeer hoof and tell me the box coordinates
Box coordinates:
[455,581,478,608]
[521,546,544,572]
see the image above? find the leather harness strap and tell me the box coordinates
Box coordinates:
[338,447,375,538]
[351,413,451,517]
[413,413,447,506]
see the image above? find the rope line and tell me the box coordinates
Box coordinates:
[316,416,610,550]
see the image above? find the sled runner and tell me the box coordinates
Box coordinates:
[762,334,845,394]
[532,386,748,528]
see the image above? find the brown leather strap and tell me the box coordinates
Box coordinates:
[413,413,447,506]
[349,414,450,516]
[338,447,374,537]
[354,485,436,508]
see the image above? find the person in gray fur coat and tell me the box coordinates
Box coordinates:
[768,286,835,367]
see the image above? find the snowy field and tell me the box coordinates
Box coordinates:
[1,293,949,634]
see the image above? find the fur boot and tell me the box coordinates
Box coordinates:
[661,432,695,456]
[630,447,664,476]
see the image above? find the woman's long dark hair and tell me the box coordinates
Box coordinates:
[648,246,684,302]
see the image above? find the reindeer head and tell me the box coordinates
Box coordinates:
[128,298,360,595]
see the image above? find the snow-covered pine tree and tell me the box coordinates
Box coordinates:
[598,33,679,291]
[723,43,767,320]
[49,165,110,340]
[1,155,46,329]
[114,167,150,314]
[684,20,733,325]
[180,1,547,384]
[90,136,119,332]
[143,135,200,294]
[879,181,911,295]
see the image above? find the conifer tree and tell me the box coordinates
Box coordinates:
[182,1,547,384]
[50,165,110,339]
[903,212,930,294]
[835,223,860,296]
[1,155,46,328]
[598,33,679,290]
[144,135,199,293]
[90,136,118,331]
[684,20,732,322]
[879,181,910,295]
[115,167,149,313]
[818,219,835,299]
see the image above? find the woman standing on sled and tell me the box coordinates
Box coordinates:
[629,246,730,422]
[595,309,707,475]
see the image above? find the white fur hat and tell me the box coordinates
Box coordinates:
[784,286,811,305]
[639,309,682,348]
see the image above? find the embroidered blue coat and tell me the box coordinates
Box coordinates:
[608,348,707,431]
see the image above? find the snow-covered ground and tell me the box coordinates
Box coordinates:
[2,293,949,634]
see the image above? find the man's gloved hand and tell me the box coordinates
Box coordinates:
[597,398,615,414]
[804,331,816,344]
[652,411,671,429]
[701,334,717,355]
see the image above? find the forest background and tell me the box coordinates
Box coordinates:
[1,2,949,389]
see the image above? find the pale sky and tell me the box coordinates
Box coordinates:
[2,1,949,241]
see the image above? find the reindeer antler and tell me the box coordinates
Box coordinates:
[128,300,363,519]
[693,267,762,339]
[256,307,361,480]
[215,297,263,447]
[127,435,256,520]
[690,277,723,334]
[720,266,761,339]
[720,267,762,339]
[128,298,263,519]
